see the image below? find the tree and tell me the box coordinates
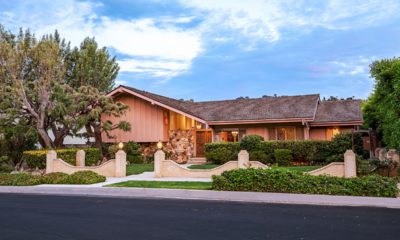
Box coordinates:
[0,30,66,148]
[66,37,119,93]
[363,58,400,150]
[74,86,131,159]
[0,26,130,153]
[65,37,130,159]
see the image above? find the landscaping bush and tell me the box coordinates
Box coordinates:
[40,172,69,184]
[22,148,100,169]
[205,142,240,164]
[65,171,106,184]
[274,149,293,166]
[0,171,106,186]
[249,150,274,164]
[240,135,264,151]
[206,133,364,165]
[212,168,398,197]
[124,141,144,164]
[0,173,41,186]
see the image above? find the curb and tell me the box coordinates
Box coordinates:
[0,186,399,208]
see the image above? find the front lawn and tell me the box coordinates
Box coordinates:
[107,180,212,190]
[126,164,154,175]
[273,165,322,172]
[188,164,220,170]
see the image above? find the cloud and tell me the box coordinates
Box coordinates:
[180,0,400,46]
[331,56,376,77]
[0,0,202,80]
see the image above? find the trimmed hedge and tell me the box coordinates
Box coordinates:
[0,171,106,186]
[205,142,241,164]
[212,168,398,197]
[23,148,100,169]
[274,149,293,166]
[206,133,361,165]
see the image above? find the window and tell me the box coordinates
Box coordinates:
[277,127,295,140]
[326,127,340,141]
[269,127,304,141]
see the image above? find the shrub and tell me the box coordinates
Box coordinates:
[249,150,274,164]
[0,165,14,173]
[23,148,100,169]
[124,141,144,164]
[274,149,292,166]
[212,168,398,197]
[206,133,363,165]
[40,172,69,184]
[240,135,264,151]
[0,173,41,186]
[0,171,106,186]
[65,171,106,184]
[205,142,240,164]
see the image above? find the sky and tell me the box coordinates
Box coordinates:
[1,0,400,101]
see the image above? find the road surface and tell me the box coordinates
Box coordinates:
[0,193,399,240]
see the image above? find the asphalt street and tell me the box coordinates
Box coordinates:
[0,193,399,240]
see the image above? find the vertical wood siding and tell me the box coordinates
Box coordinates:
[102,94,165,143]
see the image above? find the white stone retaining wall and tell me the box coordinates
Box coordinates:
[46,150,126,177]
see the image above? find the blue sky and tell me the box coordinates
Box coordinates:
[1,0,400,101]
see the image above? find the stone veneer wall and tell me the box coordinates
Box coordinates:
[140,129,195,164]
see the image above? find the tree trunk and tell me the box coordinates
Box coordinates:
[86,123,104,162]
[37,128,54,148]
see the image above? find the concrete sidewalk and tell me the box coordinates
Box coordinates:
[34,171,211,188]
[0,185,399,209]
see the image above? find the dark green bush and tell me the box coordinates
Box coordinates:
[65,171,106,184]
[23,148,100,169]
[206,133,363,165]
[212,168,398,197]
[249,150,274,164]
[124,141,143,164]
[274,149,293,166]
[205,143,240,164]
[240,135,264,151]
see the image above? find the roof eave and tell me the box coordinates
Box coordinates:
[107,86,208,124]
[309,120,363,127]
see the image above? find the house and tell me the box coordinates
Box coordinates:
[104,85,363,160]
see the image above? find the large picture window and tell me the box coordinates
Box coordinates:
[269,127,304,141]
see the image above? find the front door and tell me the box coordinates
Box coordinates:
[196,131,212,157]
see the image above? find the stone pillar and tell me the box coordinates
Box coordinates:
[154,150,165,178]
[344,150,356,178]
[46,150,57,174]
[387,149,399,163]
[115,150,126,177]
[76,150,85,167]
[238,150,250,169]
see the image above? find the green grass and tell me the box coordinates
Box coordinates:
[187,164,221,170]
[106,180,212,190]
[126,164,154,175]
[272,165,322,172]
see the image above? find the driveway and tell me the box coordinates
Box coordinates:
[0,193,399,240]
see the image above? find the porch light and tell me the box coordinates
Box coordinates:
[232,131,239,142]
[196,123,202,129]
[157,140,163,149]
[118,142,124,150]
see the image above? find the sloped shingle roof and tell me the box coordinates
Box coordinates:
[313,100,363,123]
[114,85,362,124]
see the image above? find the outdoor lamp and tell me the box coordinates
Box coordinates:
[118,142,124,150]
[232,131,239,142]
[157,140,163,149]
[196,123,202,129]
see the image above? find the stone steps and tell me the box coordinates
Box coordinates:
[187,157,207,165]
